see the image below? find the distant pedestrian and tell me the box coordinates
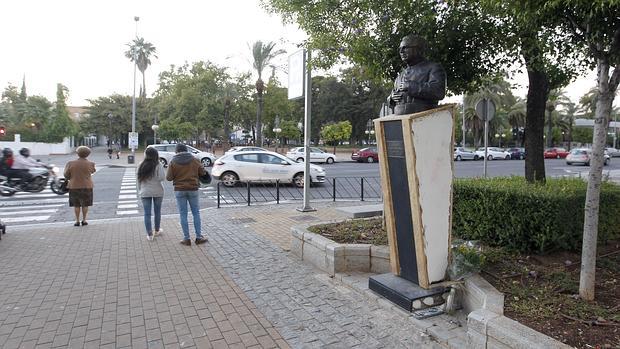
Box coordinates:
[114,144,121,159]
[166,144,207,246]
[64,146,96,226]
[107,147,113,159]
[137,147,165,241]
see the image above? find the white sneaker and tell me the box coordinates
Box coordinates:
[146,235,154,241]
[154,229,162,236]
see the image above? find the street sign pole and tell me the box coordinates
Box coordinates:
[475,98,496,178]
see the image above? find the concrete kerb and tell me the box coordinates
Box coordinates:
[291,205,574,349]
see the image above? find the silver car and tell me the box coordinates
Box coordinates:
[453,147,478,161]
[566,148,610,166]
[147,144,216,168]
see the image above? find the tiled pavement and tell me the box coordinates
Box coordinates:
[0,201,462,348]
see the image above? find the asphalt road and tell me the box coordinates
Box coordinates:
[2,149,619,228]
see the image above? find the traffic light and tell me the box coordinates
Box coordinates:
[0,126,5,137]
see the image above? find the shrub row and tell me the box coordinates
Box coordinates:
[452,177,620,253]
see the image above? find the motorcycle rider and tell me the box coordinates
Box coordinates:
[0,148,17,177]
[11,148,44,187]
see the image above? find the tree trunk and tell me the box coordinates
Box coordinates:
[547,108,553,147]
[224,106,230,145]
[524,68,549,183]
[579,58,619,300]
[256,92,263,146]
[142,72,147,99]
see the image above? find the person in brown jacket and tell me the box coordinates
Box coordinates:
[64,146,96,226]
[166,144,207,245]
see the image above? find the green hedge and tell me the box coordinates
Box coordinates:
[452,177,620,253]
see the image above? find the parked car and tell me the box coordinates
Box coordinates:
[211,151,326,188]
[605,147,620,157]
[544,147,570,159]
[147,144,216,168]
[506,147,526,160]
[453,147,478,161]
[566,148,610,166]
[225,146,268,155]
[474,147,511,160]
[286,147,337,164]
[352,147,379,163]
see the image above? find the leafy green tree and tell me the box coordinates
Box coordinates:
[125,37,158,98]
[557,99,579,149]
[152,61,230,142]
[250,41,285,146]
[45,84,77,142]
[320,120,352,153]
[82,94,151,147]
[547,0,620,300]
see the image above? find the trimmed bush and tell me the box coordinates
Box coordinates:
[452,177,620,253]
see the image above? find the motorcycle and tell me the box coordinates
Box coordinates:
[0,164,67,197]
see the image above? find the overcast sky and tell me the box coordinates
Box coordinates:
[0,0,601,107]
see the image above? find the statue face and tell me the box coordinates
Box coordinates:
[399,39,423,65]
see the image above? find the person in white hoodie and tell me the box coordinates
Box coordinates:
[137,147,165,240]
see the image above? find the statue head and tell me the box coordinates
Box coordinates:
[399,35,427,66]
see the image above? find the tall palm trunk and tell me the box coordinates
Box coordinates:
[255,78,265,146]
[142,72,147,99]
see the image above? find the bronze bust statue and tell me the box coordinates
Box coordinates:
[387,35,447,115]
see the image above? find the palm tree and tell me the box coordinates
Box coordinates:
[579,87,599,119]
[125,37,158,98]
[545,89,570,147]
[507,98,526,146]
[557,99,579,150]
[250,41,284,146]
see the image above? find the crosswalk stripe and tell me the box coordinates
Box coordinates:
[0,209,57,216]
[116,210,139,215]
[0,198,68,205]
[0,204,63,210]
[120,190,136,194]
[15,189,53,195]
[118,204,138,209]
[3,216,51,223]
[119,194,137,199]
[5,193,62,199]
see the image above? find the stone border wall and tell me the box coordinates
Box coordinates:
[291,225,390,275]
[291,222,574,349]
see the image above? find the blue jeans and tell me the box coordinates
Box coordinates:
[141,197,163,236]
[174,190,202,240]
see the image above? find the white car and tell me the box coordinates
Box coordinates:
[147,144,216,168]
[212,151,326,188]
[286,147,337,164]
[225,146,269,155]
[605,147,620,157]
[475,147,511,160]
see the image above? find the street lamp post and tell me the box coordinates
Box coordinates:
[365,119,375,144]
[107,113,113,146]
[151,124,159,145]
[273,115,282,153]
[130,16,139,164]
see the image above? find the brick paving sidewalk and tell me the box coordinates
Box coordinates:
[0,201,455,348]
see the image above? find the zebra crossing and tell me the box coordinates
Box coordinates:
[0,189,65,223]
[116,168,140,216]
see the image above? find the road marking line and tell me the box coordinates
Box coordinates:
[120,190,136,194]
[0,204,63,210]
[9,193,62,199]
[15,189,53,195]
[118,195,137,199]
[118,200,137,204]
[117,204,138,209]
[116,210,139,215]
[0,209,57,216]
[3,216,51,223]
[0,198,68,205]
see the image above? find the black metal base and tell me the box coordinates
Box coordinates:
[369,273,446,312]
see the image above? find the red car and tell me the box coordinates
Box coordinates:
[351,147,379,163]
[544,147,569,159]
